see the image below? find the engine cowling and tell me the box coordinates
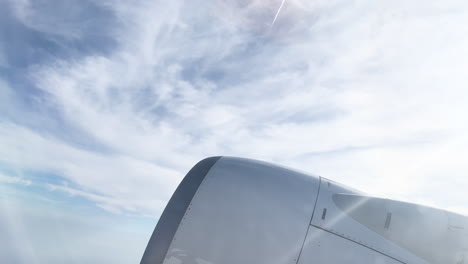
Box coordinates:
[141,157,468,264]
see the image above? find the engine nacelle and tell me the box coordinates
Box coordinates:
[141,157,467,264]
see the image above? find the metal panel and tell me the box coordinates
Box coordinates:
[310,178,428,264]
[163,157,320,264]
[332,193,468,264]
[141,157,221,264]
[297,225,402,264]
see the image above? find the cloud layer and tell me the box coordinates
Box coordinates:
[2,0,468,262]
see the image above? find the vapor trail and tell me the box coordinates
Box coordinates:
[271,0,286,26]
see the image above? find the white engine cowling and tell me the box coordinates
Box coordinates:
[141,157,468,264]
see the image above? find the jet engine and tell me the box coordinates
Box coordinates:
[141,157,467,264]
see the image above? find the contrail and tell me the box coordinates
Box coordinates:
[271,0,286,26]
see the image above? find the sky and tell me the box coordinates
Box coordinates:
[1,0,468,263]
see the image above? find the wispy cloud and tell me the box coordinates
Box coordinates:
[2,0,468,261]
[2,0,468,214]
[0,122,179,216]
[0,185,153,264]
[0,172,32,186]
[2,0,468,215]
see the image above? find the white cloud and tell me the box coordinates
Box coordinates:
[2,0,468,219]
[0,186,152,263]
[3,1,468,263]
[0,123,179,216]
[0,172,32,186]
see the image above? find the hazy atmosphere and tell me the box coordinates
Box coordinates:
[1,0,468,263]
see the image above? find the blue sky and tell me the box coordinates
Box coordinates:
[1,0,468,263]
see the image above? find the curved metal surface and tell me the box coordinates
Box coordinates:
[310,178,427,264]
[140,156,221,264]
[332,193,468,264]
[297,225,402,264]
[161,157,320,264]
[141,157,468,264]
